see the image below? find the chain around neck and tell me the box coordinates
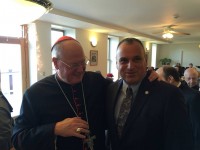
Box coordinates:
[54,73,89,124]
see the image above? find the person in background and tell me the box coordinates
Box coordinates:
[0,71,13,150]
[156,66,200,150]
[185,63,197,70]
[106,37,194,150]
[184,67,200,91]
[174,63,184,77]
[12,36,159,150]
[189,63,194,68]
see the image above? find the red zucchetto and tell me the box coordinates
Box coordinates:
[107,73,114,77]
[51,36,78,51]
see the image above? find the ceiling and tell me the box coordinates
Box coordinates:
[39,0,200,44]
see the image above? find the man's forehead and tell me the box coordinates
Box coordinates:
[186,75,198,78]
[187,71,198,76]
[61,40,83,51]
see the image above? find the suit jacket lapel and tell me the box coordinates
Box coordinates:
[111,80,122,114]
[109,80,123,142]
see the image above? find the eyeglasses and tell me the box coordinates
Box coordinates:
[58,58,89,70]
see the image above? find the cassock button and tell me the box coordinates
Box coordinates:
[145,91,149,95]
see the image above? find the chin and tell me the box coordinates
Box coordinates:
[125,78,139,85]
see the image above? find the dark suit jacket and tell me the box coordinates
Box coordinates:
[106,74,194,150]
[179,81,200,150]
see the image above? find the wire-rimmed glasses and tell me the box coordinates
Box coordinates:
[58,57,89,70]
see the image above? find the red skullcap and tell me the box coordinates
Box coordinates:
[51,36,78,51]
[107,73,114,77]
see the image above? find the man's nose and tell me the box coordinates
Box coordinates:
[127,61,134,68]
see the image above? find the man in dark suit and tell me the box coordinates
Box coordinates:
[157,66,200,150]
[106,38,194,150]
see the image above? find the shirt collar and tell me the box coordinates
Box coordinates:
[122,80,141,95]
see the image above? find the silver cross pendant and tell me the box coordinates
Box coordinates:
[84,134,96,150]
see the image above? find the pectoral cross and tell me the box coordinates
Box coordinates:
[83,134,96,150]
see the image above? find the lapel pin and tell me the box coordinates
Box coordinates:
[145,91,149,95]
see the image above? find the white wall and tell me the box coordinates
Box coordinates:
[76,29,108,77]
[157,43,200,69]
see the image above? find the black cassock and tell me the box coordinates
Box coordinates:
[12,72,110,150]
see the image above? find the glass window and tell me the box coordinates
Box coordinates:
[0,43,23,117]
[0,25,27,117]
[107,36,119,81]
[51,29,64,46]
[0,25,22,37]
[151,44,157,68]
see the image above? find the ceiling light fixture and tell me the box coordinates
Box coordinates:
[0,0,53,26]
[162,32,173,39]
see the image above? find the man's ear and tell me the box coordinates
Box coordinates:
[168,75,174,83]
[116,61,119,70]
[52,57,59,70]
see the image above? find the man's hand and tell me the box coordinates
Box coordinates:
[54,117,89,139]
[148,70,160,82]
